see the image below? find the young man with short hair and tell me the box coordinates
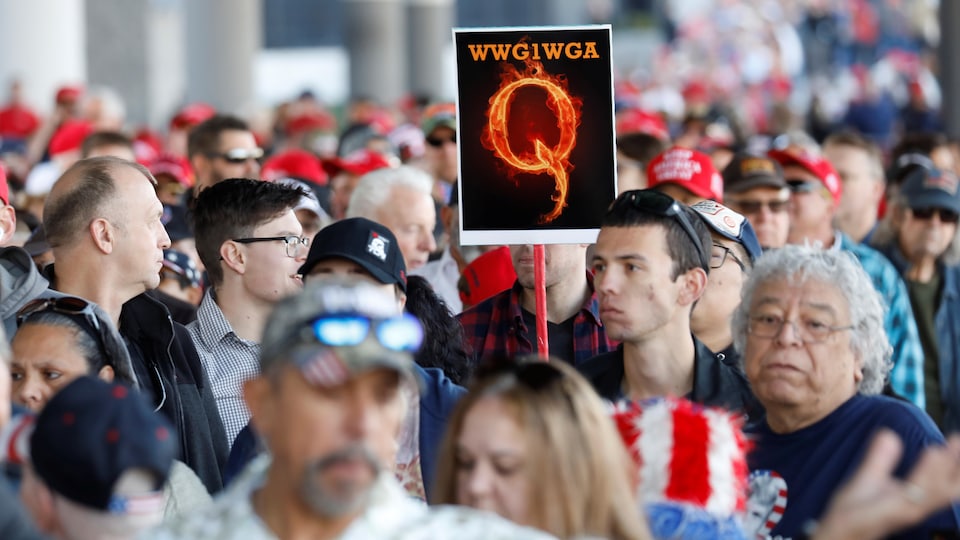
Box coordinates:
[188,179,307,446]
[580,189,759,420]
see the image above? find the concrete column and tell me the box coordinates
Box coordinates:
[0,0,86,114]
[541,0,586,25]
[344,0,407,105]
[85,0,149,126]
[185,0,262,114]
[940,1,960,139]
[407,0,453,100]
[85,0,188,128]
[145,0,187,128]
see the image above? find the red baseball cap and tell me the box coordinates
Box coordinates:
[285,112,336,136]
[55,85,83,105]
[169,103,216,131]
[149,154,193,187]
[768,148,842,206]
[262,149,328,186]
[616,109,669,140]
[459,246,517,308]
[49,120,93,157]
[133,128,163,165]
[647,147,724,202]
[321,148,394,178]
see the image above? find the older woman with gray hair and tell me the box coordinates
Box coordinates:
[733,245,960,539]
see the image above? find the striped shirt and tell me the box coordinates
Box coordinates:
[187,290,260,447]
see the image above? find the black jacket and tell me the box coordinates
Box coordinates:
[119,293,229,493]
[578,337,764,423]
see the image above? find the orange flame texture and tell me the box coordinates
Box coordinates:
[482,54,582,224]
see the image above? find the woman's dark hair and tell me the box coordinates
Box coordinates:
[19,310,137,386]
[404,275,472,385]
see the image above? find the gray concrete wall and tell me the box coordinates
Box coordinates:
[0,0,87,114]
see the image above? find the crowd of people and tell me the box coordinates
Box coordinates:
[0,10,960,537]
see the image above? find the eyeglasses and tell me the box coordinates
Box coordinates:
[610,190,709,271]
[726,198,790,214]
[748,314,854,343]
[786,179,820,194]
[426,134,456,148]
[206,147,264,164]
[233,235,310,258]
[17,296,102,332]
[911,207,960,224]
[306,313,423,352]
[710,243,746,272]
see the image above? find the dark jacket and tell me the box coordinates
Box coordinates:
[119,293,229,493]
[578,337,763,422]
[224,364,465,502]
[147,288,198,326]
[876,241,960,432]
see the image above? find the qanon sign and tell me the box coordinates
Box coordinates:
[480,55,583,224]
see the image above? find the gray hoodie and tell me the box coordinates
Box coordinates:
[0,246,52,339]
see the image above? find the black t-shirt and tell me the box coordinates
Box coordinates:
[906,275,944,426]
[520,307,576,364]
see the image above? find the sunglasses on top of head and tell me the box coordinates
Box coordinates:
[609,190,709,271]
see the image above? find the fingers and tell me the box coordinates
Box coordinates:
[851,429,903,483]
[904,436,960,513]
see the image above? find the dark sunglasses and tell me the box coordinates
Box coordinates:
[911,207,960,224]
[17,296,101,331]
[610,190,709,271]
[206,147,264,164]
[306,313,424,352]
[426,133,457,148]
[786,179,820,193]
[726,198,790,214]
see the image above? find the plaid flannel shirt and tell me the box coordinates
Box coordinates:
[456,272,615,366]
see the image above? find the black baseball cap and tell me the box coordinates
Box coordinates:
[722,153,787,194]
[29,376,175,513]
[300,217,407,293]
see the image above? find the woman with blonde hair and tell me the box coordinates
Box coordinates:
[433,357,650,540]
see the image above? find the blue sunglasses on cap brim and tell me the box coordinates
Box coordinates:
[309,312,424,352]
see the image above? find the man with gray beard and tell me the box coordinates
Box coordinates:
[143,278,554,539]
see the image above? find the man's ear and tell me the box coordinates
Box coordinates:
[678,267,708,307]
[0,205,16,246]
[89,218,115,255]
[220,241,245,276]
